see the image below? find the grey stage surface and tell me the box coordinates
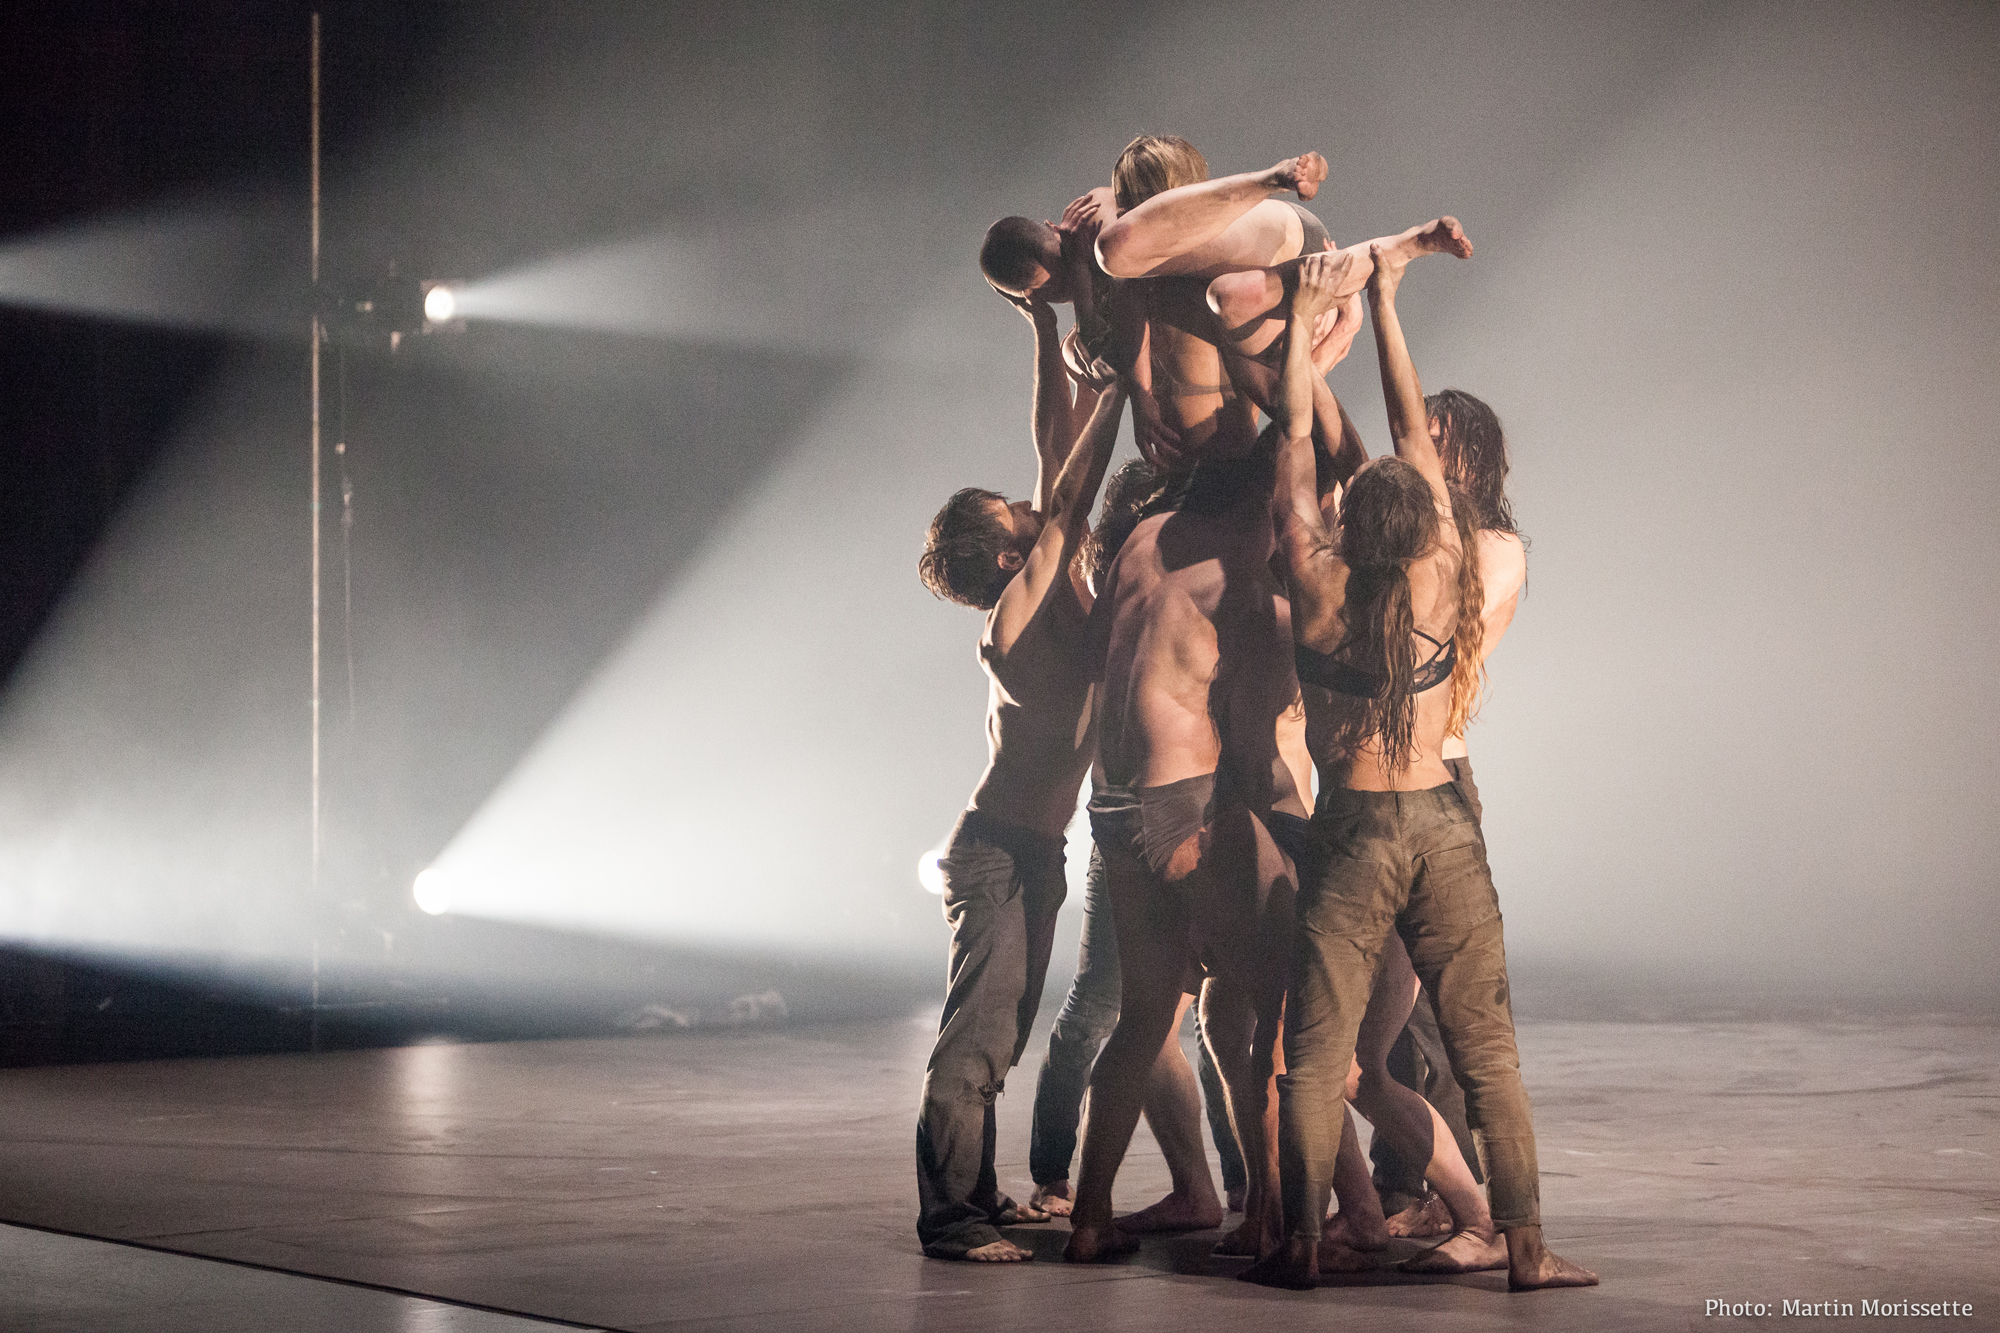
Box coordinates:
[1,1013,1996,1332]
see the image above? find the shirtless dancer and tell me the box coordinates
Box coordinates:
[1013,140,1318,1265]
[1063,435,1317,1264]
[1066,140,1489,1263]
[1245,247,1594,1291]
[912,244,1130,1260]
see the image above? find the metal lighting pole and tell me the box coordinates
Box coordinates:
[308,10,323,1053]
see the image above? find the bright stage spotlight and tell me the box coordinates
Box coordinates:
[422,281,458,325]
[322,273,462,349]
[917,849,945,896]
[412,869,451,916]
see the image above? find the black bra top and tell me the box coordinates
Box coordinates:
[1295,629,1456,699]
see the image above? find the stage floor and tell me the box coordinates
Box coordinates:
[2,1012,1996,1332]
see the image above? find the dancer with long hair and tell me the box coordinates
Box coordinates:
[1243,247,1595,1291]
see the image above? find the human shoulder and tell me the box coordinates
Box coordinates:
[1476,529,1526,586]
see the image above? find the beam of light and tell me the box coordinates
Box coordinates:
[441,196,911,355]
[0,196,296,338]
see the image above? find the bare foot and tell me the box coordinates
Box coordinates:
[1505,1225,1600,1291]
[963,1238,1034,1262]
[1029,1181,1073,1218]
[1211,1223,1258,1258]
[1323,1208,1389,1253]
[1240,1237,1317,1289]
[1317,1237,1378,1273]
[1385,1190,1454,1239]
[1263,151,1329,201]
[1413,215,1472,259]
[1399,1227,1508,1274]
[1118,1190,1225,1234]
[1064,1223,1141,1263]
[994,1196,1050,1225]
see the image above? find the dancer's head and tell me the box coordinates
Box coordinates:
[1426,389,1517,536]
[1113,134,1208,212]
[979,216,1069,302]
[918,489,1041,610]
[1083,459,1188,593]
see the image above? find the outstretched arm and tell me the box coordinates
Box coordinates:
[989,286,1075,514]
[1364,244,1450,506]
[987,386,1129,658]
[1095,152,1327,279]
[1270,253,1351,640]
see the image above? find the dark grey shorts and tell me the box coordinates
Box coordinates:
[1087,774,1215,877]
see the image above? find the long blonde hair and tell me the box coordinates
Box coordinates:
[1443,483,1486,740]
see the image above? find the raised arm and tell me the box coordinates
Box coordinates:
[1364,244,1449,505]
[986,385,1128,658]
[1095,152,1327,279]
[1024,295,1071,513]
[1269,253,1353,639]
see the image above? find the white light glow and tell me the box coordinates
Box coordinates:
[412,868,451,916]
[917,850,945,896]
[423,284,457,323]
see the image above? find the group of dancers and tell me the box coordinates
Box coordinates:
[912,134,1596,1292]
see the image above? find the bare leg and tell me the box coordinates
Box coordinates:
[1116,993,1225,1233]
[1205,217,1474,355]
[1097,153,1329,278]
[1320,1104,1390,1264]
[1351,934,1506,1273]
[1192,807,1292,1260]
[1065,849,1191,1262]
[1201,976,1282,1257]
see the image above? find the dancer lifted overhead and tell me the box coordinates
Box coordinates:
[1089,141,1470,471]
[1243,247,1595,1291]
[980,139,1367,476]
[911,244,1129,1261]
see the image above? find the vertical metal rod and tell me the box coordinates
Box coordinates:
[309,9,323,1053]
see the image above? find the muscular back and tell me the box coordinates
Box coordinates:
[1095,504,1302,816]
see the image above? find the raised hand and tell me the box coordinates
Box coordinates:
[1294,250,1360,320]
[1057,191,1105,244]
[1365,242,1405,303]
[990,278,1055,327]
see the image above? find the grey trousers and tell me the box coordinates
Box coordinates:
[1027,844,1246,1194]
[915,809,1067,1257]
[1279,782,1541,1240]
